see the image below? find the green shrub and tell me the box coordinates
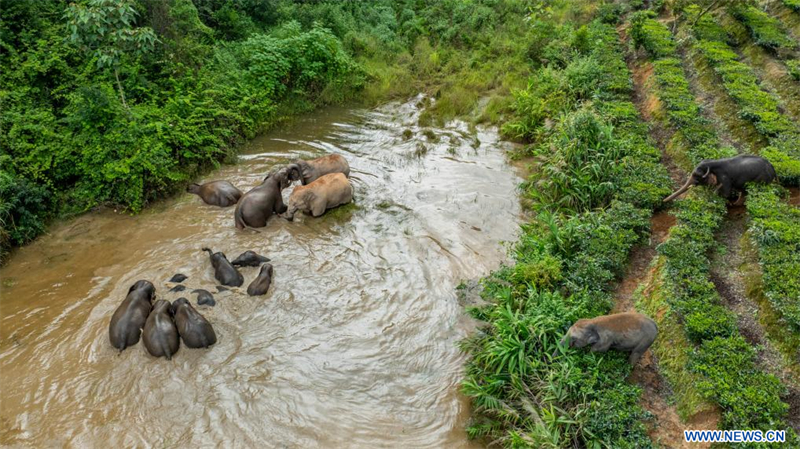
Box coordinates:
[730,5,797,53]
[785,0,800,12]
[692,336,791,434]
[0,171,54,257]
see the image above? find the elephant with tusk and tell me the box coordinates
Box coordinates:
[664,155,776,203]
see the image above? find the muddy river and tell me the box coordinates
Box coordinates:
[0,97,522,448]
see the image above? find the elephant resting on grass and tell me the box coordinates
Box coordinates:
[287,154,350,185]
[558,312,657,366]
[664,155,776,203]
[284,173,353,221]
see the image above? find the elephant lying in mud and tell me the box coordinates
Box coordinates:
[234,169,292,229]
[187,181,242,207]
[664,155,776,203]
[284,173,353,220]
[287,154,350,185]
[559,312,657,365]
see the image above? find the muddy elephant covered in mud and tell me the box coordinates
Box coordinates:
[109,280,156,351]
[287,154,350,185]
[234,169,292,229]
[559,312,657,365]
[284,173,353,220]
[187,181,242,207]
[664,155,776,203]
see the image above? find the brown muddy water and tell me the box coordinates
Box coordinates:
[0,96,522,448]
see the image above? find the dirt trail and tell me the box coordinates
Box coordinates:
[618,25,718,449]
[710,208,800,432]
[789,187,800,207]
[612,212,721,449]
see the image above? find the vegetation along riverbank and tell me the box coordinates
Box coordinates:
[4,0,800,447]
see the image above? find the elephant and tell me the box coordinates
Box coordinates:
[202,248,243,287]
[231,250,271,267]
[168,273,187,283]
[187,181,242,207]
[234,169,292,229]
[142,299,180,360]
[558,312,657,365]
[287,154,350,185]
[109,280,155,351]
[192,288,216,307]
[664,155,776,203]
[247,263,274,296]
[284,173,353,221]
[172,298,217,349]
[169,285,186,293]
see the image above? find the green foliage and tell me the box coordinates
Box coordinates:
[631,8,795,438]
[66,0,157,70]
[689,8,798,140]
[730,5,796,53]
[0,170,54,261]
[785,0,800,12]
[464,17,670,448]
[692,335,792,441]
[630,11,676,58]
[746,184,800,333]
[787,60,800,81]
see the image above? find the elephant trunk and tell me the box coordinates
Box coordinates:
[285,206,297,221]
[663,178,695,202]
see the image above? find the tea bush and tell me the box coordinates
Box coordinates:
[730,5,796,53]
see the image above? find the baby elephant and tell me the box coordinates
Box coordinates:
[202,247,243,287]
[559,312,657,365]
[187,180,242,207]
[142,300,180,360]
[109,280,156,351]
[247,263,274,296]
[284,173,353,220]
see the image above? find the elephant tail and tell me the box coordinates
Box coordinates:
[234,204,248,230]
[202,247,213,256]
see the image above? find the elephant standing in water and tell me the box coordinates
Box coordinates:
[287,154,350,185]
[109,280,156,351]
[284,173,353,220]
[664,155,776,203]
[234,169,293,229]
[187,181,242,207]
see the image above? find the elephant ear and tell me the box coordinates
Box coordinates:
[585,325,600,345]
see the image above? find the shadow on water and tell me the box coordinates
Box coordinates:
[0,95,522,448]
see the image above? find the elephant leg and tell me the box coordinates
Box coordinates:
[717,174,732,199]
[590,340,612,353]
[629,350,643,366]
[274,195,288,214]
[311,202,326,217]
